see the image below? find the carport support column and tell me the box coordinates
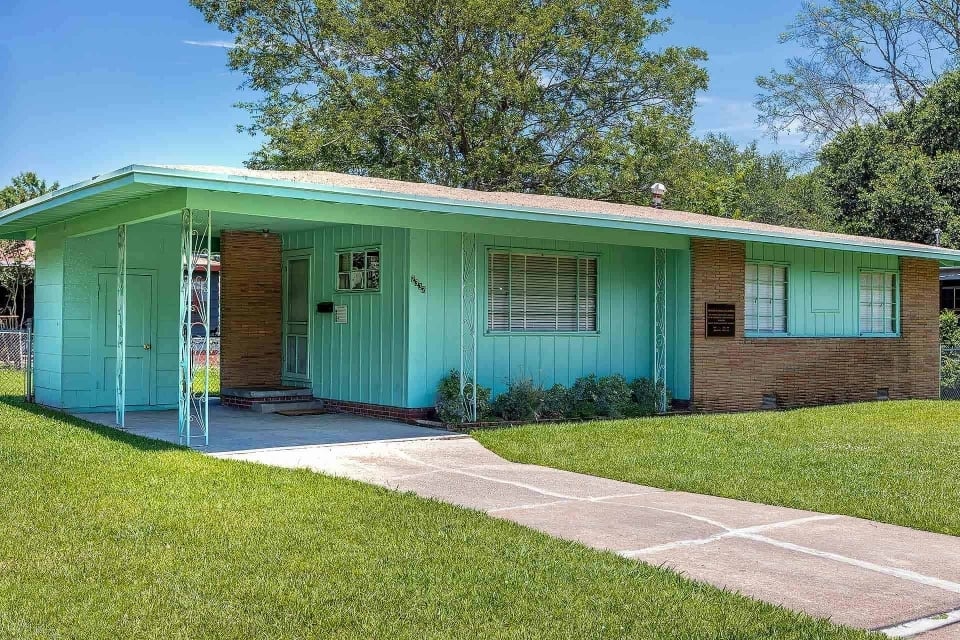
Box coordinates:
[178,208,212,447]
[653,247,668,413]
[115,224,126,428]
[460,232,478,422]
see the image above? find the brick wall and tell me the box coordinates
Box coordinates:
[220,231,282,389]
[690,238,939,412]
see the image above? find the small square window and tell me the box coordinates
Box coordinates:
[337,248,381,292]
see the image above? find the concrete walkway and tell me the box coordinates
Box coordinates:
[216,436,960,638]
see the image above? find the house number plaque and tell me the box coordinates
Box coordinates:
[705,303,736,337]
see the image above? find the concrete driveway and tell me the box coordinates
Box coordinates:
[216,435,960,638]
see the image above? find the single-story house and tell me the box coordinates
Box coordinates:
[0,165,956,444]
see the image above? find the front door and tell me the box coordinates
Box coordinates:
[283,253,311,381]
[96,272,154,407]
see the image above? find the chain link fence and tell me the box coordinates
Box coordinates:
[942,347,960,400]
[0,321,32,401]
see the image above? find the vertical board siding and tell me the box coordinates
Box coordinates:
[57,221,180,410]
[284,224,409,407]
[33,223,66,406]
[745,241,899,337]
[406,230,692,406]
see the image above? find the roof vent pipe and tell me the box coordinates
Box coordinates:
[651,183,666,209]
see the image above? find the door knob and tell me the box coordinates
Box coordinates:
[143,343,152,351]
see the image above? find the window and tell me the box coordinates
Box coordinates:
[859,271,898,334]
[942,284,960,311]
[336,248,380,292]
[487,251,597,332]
[745,263,788,334]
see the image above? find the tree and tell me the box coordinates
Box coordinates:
[756,0,960,144]
[817,69,960,243]
[190,0,708,201]
[0,172,58,325]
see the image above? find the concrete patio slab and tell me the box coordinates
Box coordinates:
[212,434,960,637]
[75,404,455,453]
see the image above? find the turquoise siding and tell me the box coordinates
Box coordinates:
[34,223,66,406]
[745,242,900,337]
[283,225,410,407]
[60,222,181,410]
[407,230,691,407]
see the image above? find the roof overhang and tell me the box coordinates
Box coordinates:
[4,164,960,265]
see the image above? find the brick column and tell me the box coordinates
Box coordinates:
[690,238,940,412]
[219,231,282,389]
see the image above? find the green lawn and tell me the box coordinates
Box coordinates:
[474,401,960,537]
[0,400,873,639]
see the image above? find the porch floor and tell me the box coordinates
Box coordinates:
[74,403,451,453]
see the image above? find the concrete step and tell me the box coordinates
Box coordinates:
[251,399,326,414]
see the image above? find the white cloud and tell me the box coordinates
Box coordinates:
[183,39,237,49]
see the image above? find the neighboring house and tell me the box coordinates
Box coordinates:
[0,164,955,423]
[940,267,960,312]
[191,256,220,338]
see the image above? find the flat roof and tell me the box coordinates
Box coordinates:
[3,163,960,263]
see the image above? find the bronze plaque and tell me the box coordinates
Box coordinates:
[705,303,736,337]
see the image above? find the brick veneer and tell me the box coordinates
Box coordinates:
[321,399,435,424]
[220,231,283,389]
[690,238,939,412]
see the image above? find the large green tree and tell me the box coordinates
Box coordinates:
[191,0,708,200]
[0,172,57,210]
[756,0,960,144]
[817,70,960,244]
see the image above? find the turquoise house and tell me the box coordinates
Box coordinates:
[1,165,957,444]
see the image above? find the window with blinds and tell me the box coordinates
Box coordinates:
[487,251,598,332]
[745,262,788,334]
[859,271,898,334]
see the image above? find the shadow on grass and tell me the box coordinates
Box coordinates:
[0,397,186,453]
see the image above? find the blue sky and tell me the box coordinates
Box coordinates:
[0,0,807,188]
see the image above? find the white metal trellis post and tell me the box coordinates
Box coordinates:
[460,232,478,422]
[653,247,668,413]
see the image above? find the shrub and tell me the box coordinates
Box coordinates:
[492,378,544,421]
[435,370,492,423]
[568,374,601,418]
[540,384,570,420]
[568,374,636,418]
[629,377,671,417]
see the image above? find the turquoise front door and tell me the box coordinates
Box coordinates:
[282,253,312,381]
[96,272,155,408]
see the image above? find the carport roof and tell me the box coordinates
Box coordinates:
[2,163,960,263]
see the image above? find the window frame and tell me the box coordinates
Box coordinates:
[334,246,381,294]
[484,247,601,336]
[744,260,790,337]
[858,269,900,337]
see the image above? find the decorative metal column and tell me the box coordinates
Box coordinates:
[460,232,478,422]
[116,224,127,428]
[653,247,668,413]
[178,208,213,447]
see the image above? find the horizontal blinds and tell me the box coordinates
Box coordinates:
[488,251,597,332]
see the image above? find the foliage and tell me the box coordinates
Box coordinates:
[475,400,960,537]
[191,0,708,203]
[755,0,960,143]
[0,172,57,210]
[0,401,870,638]
[629,377,670,417]
[0,172,57,324]
[567,374,638,419]
[492,377,544,422]
[435,369,492,423]
[941,310,960,349]
[540,384,571,420]
[817,70,960,243]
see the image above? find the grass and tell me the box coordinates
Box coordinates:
[474,401,960,537]
[191,364,221,396]
[0,400,875,639]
